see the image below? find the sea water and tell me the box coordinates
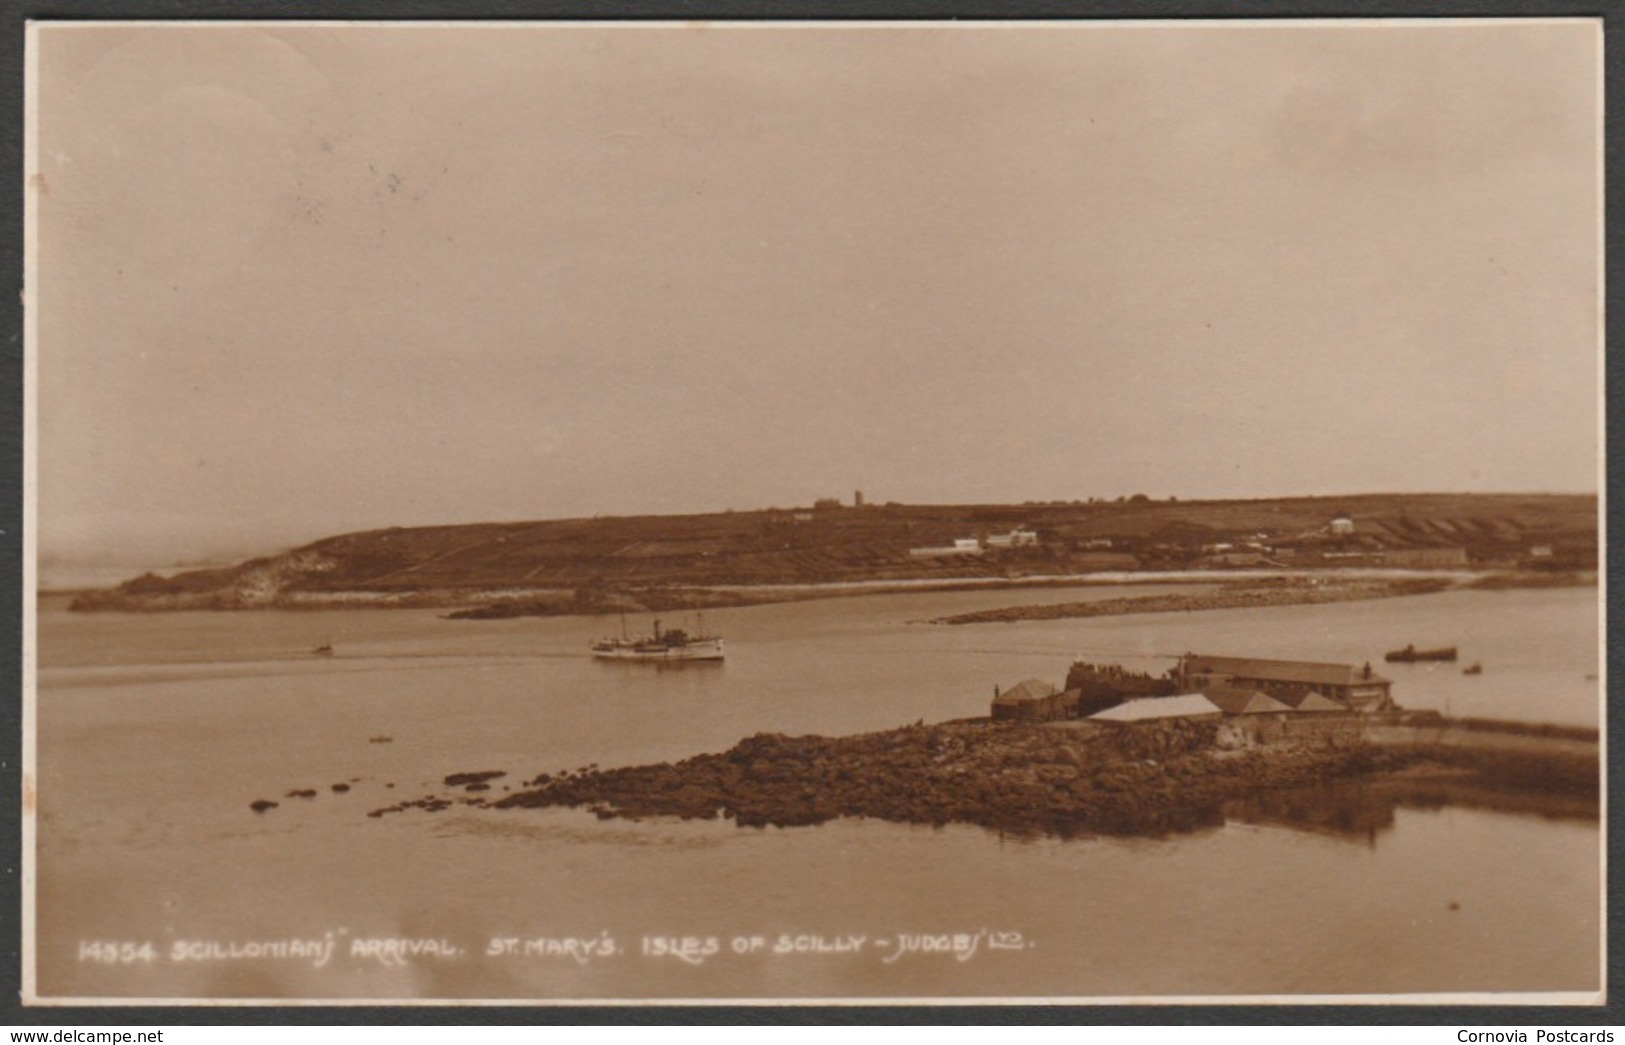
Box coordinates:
[32,584,1601,1000]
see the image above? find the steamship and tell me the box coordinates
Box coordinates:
[590,618,725,663]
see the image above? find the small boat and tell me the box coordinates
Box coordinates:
[1462,663,1483,676]
[1384,644,1457,663]
[311,643,334,656]
[591,617,724,663]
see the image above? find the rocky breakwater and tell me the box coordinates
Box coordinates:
[482,720,1423,839]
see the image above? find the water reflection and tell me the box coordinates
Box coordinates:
[1223,773,1598,845]
[35,585,1602,999]
[1224,782,1395,844]
[993,803,1230,844]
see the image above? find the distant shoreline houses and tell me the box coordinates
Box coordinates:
[771,503,1588,574]
[910,529,1038,558]
[901,512,1500,571]
[991,653,1395,724]
[1189,514,1475,570]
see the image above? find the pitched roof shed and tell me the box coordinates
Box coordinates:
[993,679,1058,706]
[1088,694,1223,722]
[1279,690,1350,713]
[1203,688,1294,715]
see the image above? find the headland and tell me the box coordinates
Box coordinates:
[64,491,1595,614]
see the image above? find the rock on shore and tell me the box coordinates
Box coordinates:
[345,715,1595,838]
[488,720,1422,838]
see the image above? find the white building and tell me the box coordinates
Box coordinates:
[986,529,1040,549]
[909,539,985,557]
[1088,694,1224,723]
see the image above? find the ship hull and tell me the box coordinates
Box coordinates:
[1385,646,1457,663]
[591,638,725,662]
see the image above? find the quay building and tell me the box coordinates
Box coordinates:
[1173,653,1394,713]
[992,652,1396,722]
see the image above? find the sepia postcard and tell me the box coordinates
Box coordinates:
[22,18,1604,1007]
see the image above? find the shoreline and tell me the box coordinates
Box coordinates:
[53,567,1592,618]
[928,575,1456,625]
[340,714,1598,841]
[926,570,1594,625]
[50,491,1599,615]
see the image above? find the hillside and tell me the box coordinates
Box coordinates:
[66,493,1598,612]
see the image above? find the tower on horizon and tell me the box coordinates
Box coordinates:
[854,489,865,508]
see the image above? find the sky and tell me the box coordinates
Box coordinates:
[30,20,1602,569]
